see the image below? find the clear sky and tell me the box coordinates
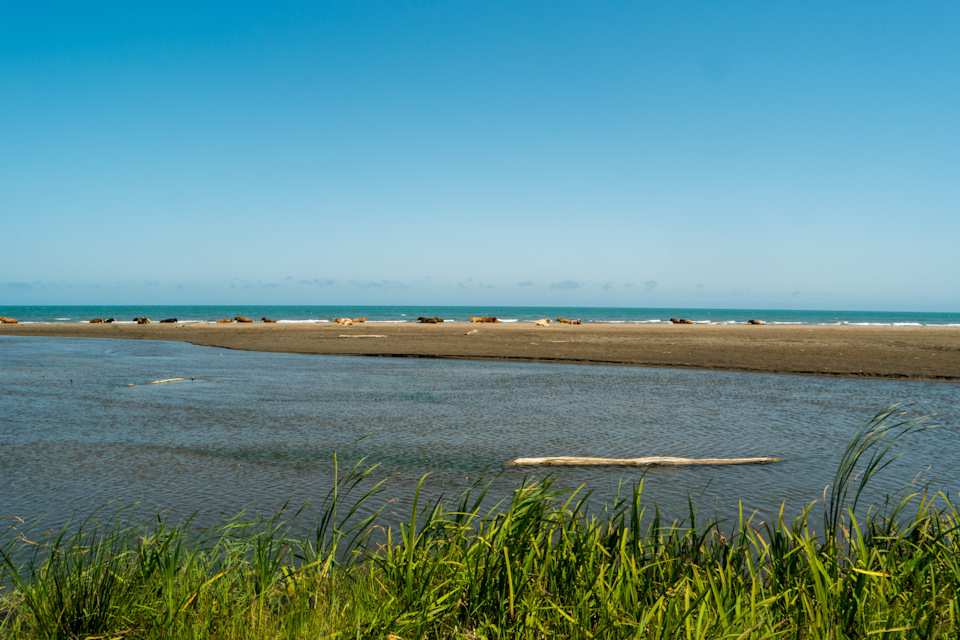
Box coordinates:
[2,2,958,310]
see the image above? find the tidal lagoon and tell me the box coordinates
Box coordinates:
[2,335,957,533]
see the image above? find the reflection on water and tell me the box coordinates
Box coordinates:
[1,336,958,533]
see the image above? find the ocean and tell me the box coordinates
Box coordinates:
[2,334,958,535]
[2,305,960,326]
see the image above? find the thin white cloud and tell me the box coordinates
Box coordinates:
[299,278,336,287]
[350,279,410,290]
[5,281,42,290]
[458,278,495,290]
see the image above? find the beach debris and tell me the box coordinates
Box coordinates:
[535,318,551,326]
[466,329,479,335]
[338,335,385,339]
[506,455,781,467]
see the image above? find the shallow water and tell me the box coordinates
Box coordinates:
[1,336,958,533]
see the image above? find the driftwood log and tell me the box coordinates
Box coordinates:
[506,456,780,467]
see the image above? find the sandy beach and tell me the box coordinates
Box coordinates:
[3,321,959,381]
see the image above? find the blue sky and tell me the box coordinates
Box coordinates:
[2,1,958,310]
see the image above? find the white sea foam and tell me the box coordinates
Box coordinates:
[54,317,71,321]
[892,322,923,326]
[500,319,519,323]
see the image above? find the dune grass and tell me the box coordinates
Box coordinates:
[2,406,958,639]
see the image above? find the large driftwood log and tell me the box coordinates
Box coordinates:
[507,456,780,467]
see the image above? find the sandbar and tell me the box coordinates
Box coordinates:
[3,321,959,381]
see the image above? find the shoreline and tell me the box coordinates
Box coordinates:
[3,322,960,381]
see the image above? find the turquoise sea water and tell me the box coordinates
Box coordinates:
[2,335,958,534]
[3,305,960,326]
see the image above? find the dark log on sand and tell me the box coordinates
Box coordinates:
[506,455,780,467]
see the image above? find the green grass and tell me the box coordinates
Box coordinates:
[2,406,958,639]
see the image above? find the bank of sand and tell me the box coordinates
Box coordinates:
[3,321,960,381]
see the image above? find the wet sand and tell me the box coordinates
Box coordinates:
[3,321,959,381]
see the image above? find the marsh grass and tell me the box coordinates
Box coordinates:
[2,407,958,639]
